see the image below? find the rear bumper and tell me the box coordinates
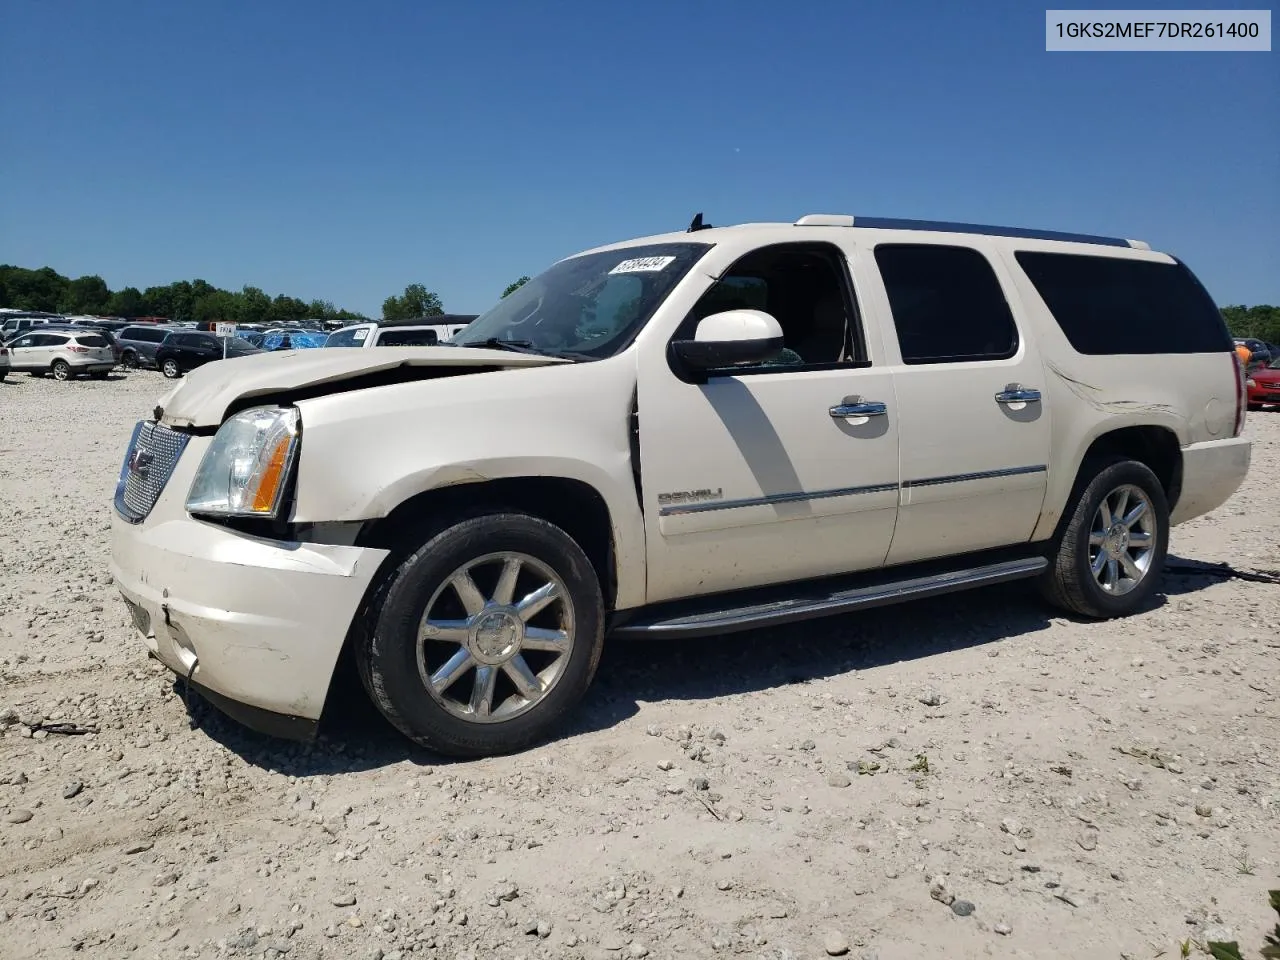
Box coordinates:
[110,461,390,726]
[1170,436,1252,525]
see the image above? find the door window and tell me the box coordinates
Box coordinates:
[675,243,865,373]
[874,244,1018,364]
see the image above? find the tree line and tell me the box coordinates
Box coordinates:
[0,265,535,325]
[1221,304,1280,345]
[5,263,1272,340]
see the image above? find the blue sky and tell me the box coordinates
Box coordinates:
[2,0,1276,315]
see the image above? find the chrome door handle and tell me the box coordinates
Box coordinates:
[830,400,887,418]
[995,385,1042,404]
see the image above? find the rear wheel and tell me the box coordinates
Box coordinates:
[1040,458,1169,619]
[51,360,71,381]
[161,358,181,378]
[356,512,605,757]
[122,350,139,369]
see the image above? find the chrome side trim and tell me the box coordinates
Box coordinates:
[611,556,1049,639]
[659,482,899,517]
[903,464,1047,490]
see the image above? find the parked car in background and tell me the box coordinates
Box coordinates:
[6,328,116,380]
[260,330,328,351]
[324,315,478,348]
[1246,357,1280,410]
[45,323,125,364]
[154,331,264,378]
[1234,338,1273,369]
[0,342,10,381]
[117,325,177,369]
[1,314,59,339]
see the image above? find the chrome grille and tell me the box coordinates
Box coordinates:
[114,421,190,524]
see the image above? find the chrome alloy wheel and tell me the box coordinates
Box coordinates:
[1089,483,1157,596]
[417,552,575,723]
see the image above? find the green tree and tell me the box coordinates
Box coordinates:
[267,294,309,326]
[239,286,272,326]
[192,289,238,325]
[2,265,66,311]
[1222,304,1280,344]
[61,275,111,314]
[107,286,146,317]
[502,276,531,298]
[382,283,444,321]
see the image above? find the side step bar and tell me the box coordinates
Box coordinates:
[610,557,1048,640]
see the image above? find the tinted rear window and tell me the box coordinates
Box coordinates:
[75,334,109,347]
[1014,252,1232,355]
[377,329,439,347]
[123,327,165,342]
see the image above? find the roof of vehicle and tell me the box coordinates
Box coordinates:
[570,213,1164,260]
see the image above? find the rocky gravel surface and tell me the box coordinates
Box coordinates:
[1,370,1277,960]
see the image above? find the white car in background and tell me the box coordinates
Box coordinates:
[6,328,117,380]
[324,315,478,348]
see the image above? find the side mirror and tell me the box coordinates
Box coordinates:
[671,310,785,370]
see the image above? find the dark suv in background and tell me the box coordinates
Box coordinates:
[154,330,262,378]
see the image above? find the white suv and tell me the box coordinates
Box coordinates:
[324,316,478,348]
[7,328,117,380]
[110,213,1252,756]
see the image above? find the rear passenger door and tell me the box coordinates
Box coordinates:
[859,242,1052,566]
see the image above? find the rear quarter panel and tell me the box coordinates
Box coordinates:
[993,243,1238,541]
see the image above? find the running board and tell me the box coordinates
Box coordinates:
[610,556,1048,640]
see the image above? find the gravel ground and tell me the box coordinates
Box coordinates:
[1,369,1277,960]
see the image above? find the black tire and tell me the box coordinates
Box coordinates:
[161,358,181,378]
[51,360,71,381]
[1039,457,1169,619]
[122,350,139,369]
[356,512,605,757]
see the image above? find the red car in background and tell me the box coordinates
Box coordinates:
[1247,358,1280,411]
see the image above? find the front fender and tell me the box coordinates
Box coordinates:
[288,356,647,607]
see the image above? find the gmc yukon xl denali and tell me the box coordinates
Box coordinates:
[109,214,1252,756]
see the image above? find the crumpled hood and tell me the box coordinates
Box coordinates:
[155,346,569,428]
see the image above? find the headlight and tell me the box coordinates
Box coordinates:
[186,406,300,517]
[1245,378,1256,387]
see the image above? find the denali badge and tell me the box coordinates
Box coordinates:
[657,487,724,506]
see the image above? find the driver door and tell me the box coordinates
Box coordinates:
[636,240,901,604]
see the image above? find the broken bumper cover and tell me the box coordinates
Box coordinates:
[109,509,389,739]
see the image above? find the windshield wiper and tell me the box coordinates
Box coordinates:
[456,337,537,354]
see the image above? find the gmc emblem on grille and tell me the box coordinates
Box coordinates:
[128,447,153,478]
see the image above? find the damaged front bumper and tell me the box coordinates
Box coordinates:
[109,445,390,738]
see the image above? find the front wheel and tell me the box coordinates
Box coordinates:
[51,360,71,381]
[161,358,181,378]
[1040,458,1169,619]
[122,350,139,370]
[356,513,605,757]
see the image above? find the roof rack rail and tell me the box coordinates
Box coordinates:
[793,214,1147,249]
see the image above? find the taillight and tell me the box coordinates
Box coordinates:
[1231,352,1247,436]
[67,344,87,353]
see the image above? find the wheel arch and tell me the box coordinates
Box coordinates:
[319,475,624,731]
[1039,424,1182,543]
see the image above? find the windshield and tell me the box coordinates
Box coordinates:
[457,242,712,358]
[324,327,369,347]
